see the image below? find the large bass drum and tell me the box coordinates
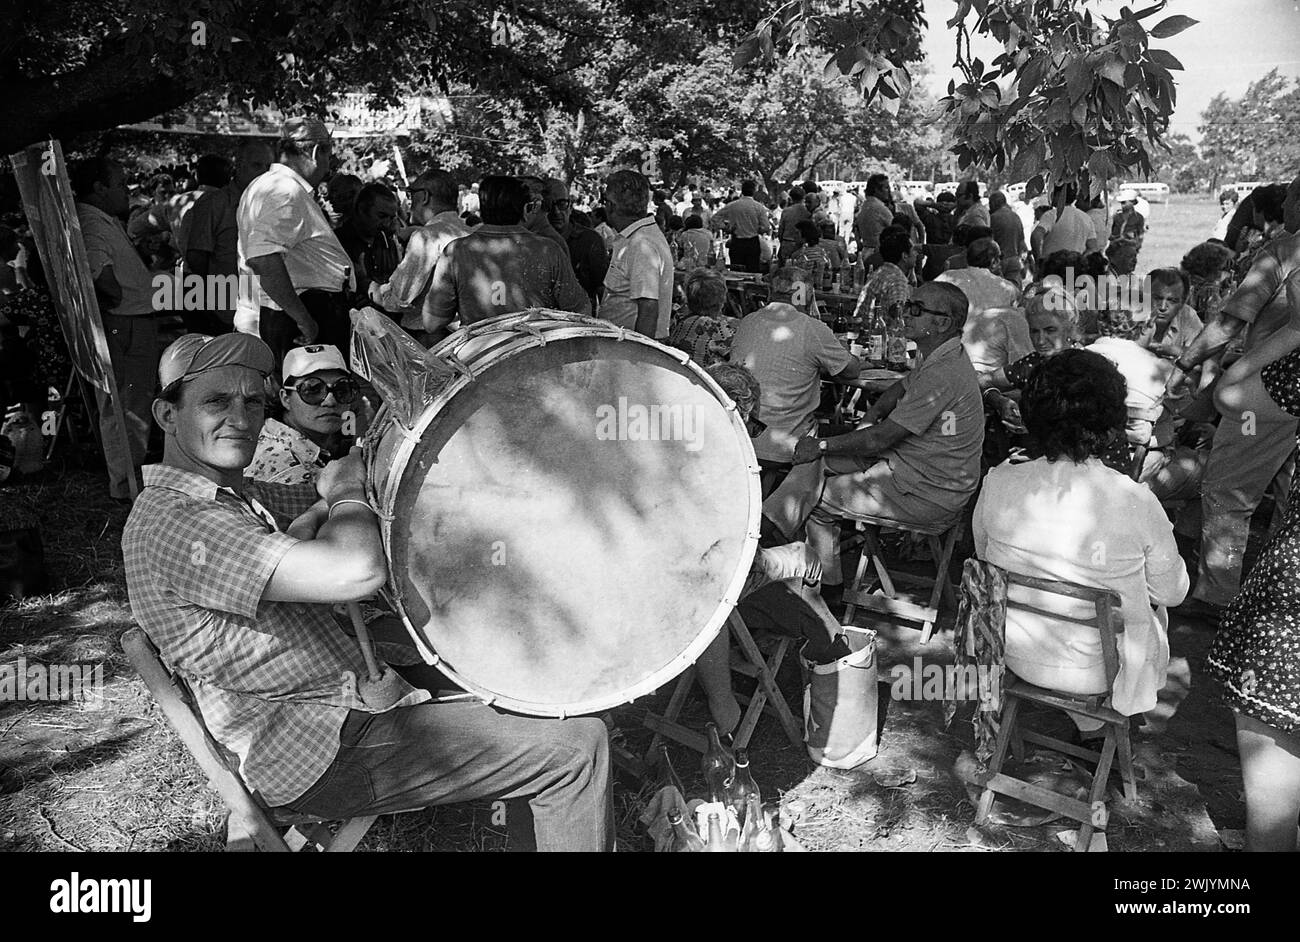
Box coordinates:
[366,310,760,716]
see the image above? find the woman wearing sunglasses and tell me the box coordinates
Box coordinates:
[247,344,360,486]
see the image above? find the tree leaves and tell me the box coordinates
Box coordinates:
[1149,15,1198,38]
[1146,48,1183,71]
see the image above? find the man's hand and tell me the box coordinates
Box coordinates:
[799,541,823,586]
[294,314,320,345]
[792,436,822,465]
[1164,365,1194,398]
[316,447,367,505]
[1000,398,1026,434]
[286,498,329,540]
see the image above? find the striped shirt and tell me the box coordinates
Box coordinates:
[122,464,424,806]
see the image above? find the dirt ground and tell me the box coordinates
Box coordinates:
[0,465,1253,853]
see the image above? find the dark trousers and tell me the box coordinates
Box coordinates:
[279,696,613,851]
[728,236,761,273]
[259,289,351,369]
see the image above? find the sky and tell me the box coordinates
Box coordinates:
[918,0,1300,140]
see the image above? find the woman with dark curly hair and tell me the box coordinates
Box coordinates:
[1179,240,1236,323]
[973,349,1188,724]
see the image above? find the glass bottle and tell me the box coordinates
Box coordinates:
[667,808,704,852]
[701,722,734,802]
[726,748,761,827]
[704,811,728,852]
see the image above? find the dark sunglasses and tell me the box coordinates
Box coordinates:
[903,300,950,320]
[288,376,358,405]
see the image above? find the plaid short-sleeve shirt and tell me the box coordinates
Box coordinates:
[122,464,424,806]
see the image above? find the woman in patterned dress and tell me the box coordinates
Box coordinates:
[1207,270,1300,851]
[666,268,737,368]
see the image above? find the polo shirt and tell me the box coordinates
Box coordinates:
[729,302,851,462]
[1041,205,1097,256]
[712,196,771,239]
[880,336,983,512]
[75,202,156,317]
[1222,231,1300,354]
[601,215,674,338]
[237,163,354,311]
[121,464,425,806]
[424,224,590,331]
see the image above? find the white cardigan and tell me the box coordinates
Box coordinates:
[973,456,1190,716]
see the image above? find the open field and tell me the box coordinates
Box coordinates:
[1130,193,1222,273]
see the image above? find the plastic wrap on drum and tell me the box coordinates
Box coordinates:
[349,307,458,428]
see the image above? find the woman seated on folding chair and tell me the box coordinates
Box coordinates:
[973,349,1189,730]
[696,363,845,735]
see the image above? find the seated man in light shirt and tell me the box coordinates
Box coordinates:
[762,283,984,592]
[728,302,861,467]
[937,237,1029,374]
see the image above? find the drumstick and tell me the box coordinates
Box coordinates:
[346,601,384,683]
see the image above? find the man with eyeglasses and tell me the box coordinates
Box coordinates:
[544,177,609,313]
[762,282,984,597]
[247,345,359,486]
[519,175,571,259]
[369,169,471,339]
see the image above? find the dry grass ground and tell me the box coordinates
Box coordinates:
[1,468,1236,853]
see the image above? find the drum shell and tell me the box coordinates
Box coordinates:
[367,312,760,716]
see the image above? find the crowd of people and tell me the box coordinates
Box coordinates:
[3,109,1300,853]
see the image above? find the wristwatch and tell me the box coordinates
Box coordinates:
[818,440,829,453]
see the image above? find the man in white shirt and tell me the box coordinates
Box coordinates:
[72,156,161,500]
[238,116,354,365]
[600,170,674,339]
[370,168,470,338]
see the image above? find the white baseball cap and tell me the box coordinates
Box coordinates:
[282,344,348,383]
[1118,189,1138,203]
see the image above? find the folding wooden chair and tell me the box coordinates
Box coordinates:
[123,627,394,852]
[971,573,1139,852]
[641,610,803,758]
[842,512,963,644]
